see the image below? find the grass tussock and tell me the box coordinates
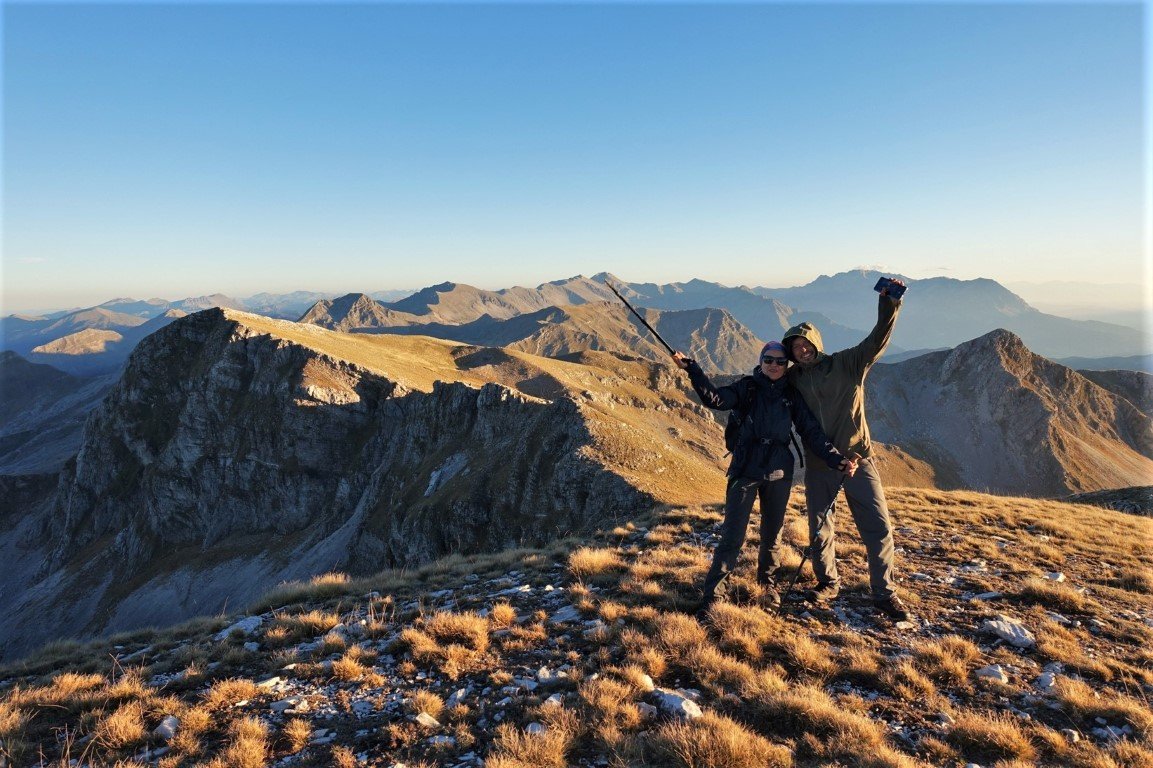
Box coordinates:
[911,634,980,688]
[409,690,445,719]
[489,601,517,628]
[270,610,342,644]
[647,711,792,768]
[205,715,268,768]
[1052,676,1153,737]
[400,611,491,680]
[251,572,352,611]
[485,722,571,768]
[281,717,311,753]
[1017,577,1091,613]
[946,711,1037,764]
[568,546,626,584]
[202,678,260,710]
[93,700,147,750]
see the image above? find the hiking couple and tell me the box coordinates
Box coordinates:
[673,277,909,621]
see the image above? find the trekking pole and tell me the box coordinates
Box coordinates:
[604,279,677,357]
[778,473,848,616]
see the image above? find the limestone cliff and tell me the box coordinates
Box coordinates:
[1,309,725,659]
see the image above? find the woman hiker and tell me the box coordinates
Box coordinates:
[673,342,856,616]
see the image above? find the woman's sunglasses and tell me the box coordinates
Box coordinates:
[761,356,788,366]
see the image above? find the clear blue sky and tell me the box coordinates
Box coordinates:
[2,1,1146,313]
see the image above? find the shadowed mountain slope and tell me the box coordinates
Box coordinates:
[0,309,728,658]
[0,352,119,474]
[868,330,1153,496]
[1075,368,1152,417]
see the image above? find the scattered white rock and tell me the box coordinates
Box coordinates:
[1044,572,1066,583]
[543,694,564,708]
[1061,729,1081,744]
[153,715,180,742]
[214,615,263,641]
[270,697,304,713]
[971,592,1003,602]
[243,641,260,652]
[415,712,441,728]
[974,665,1010,683]
[256,676,282,689]
[938,712,956,726]
[550,605,582,624]
[427,735,455,746]
[525,722,545,735]
[446,688,470,708]
[1034,671,1058,693]
[981,615,1036,648]
[652,688,703,720]
[634,673,656,693]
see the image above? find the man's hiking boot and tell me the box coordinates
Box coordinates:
[873,595,910,621]
[805,581,840,603]
[758,582,781,610]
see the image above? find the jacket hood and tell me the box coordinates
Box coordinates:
[782,322,824,361]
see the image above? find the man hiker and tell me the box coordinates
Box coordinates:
[782,277,910,621]
[673,342,856,617]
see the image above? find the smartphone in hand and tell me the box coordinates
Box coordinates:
[873,276,907,300]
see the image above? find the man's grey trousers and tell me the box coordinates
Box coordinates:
[804,457,897,599]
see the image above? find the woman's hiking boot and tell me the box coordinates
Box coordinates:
[758,581,781,610]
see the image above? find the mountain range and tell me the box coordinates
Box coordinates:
[1,299,1149,658]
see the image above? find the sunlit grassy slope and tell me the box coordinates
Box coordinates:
[3,486,1149,767]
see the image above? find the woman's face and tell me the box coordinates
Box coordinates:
[760,351,788,380]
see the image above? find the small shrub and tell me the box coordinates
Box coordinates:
[489,602,517,628]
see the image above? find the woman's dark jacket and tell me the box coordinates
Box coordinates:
[685,360,844,480]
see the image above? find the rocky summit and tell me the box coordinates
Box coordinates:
[868,329,1153,496]
[0,309,727,660]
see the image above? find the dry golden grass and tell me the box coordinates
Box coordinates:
[204,715,268,768]
[331,744,358,768]
[408,690,445,719]
[400,610,491,680]
[1017,577,1091,613]
[489,601,517,628]
[911,634,980,687]
[946,711,1037,764]
[647,711,792,768]
[1052,676,1153,738]
[568,546,626,584]
[484,722,571,768]
[93,700,146,750]
[744,683,914,767]
[270,609,342,643]
[330,652,369,681]
[202,678,260,710]
[578,677,642,731]
[281,717,311,753]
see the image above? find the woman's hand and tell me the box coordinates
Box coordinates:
[672,351,692,370]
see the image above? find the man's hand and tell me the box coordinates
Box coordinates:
[672,351,692,370]
[838,458,858,477]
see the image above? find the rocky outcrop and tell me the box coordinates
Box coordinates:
[3,309,725,658]
[868,329,1153,496]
